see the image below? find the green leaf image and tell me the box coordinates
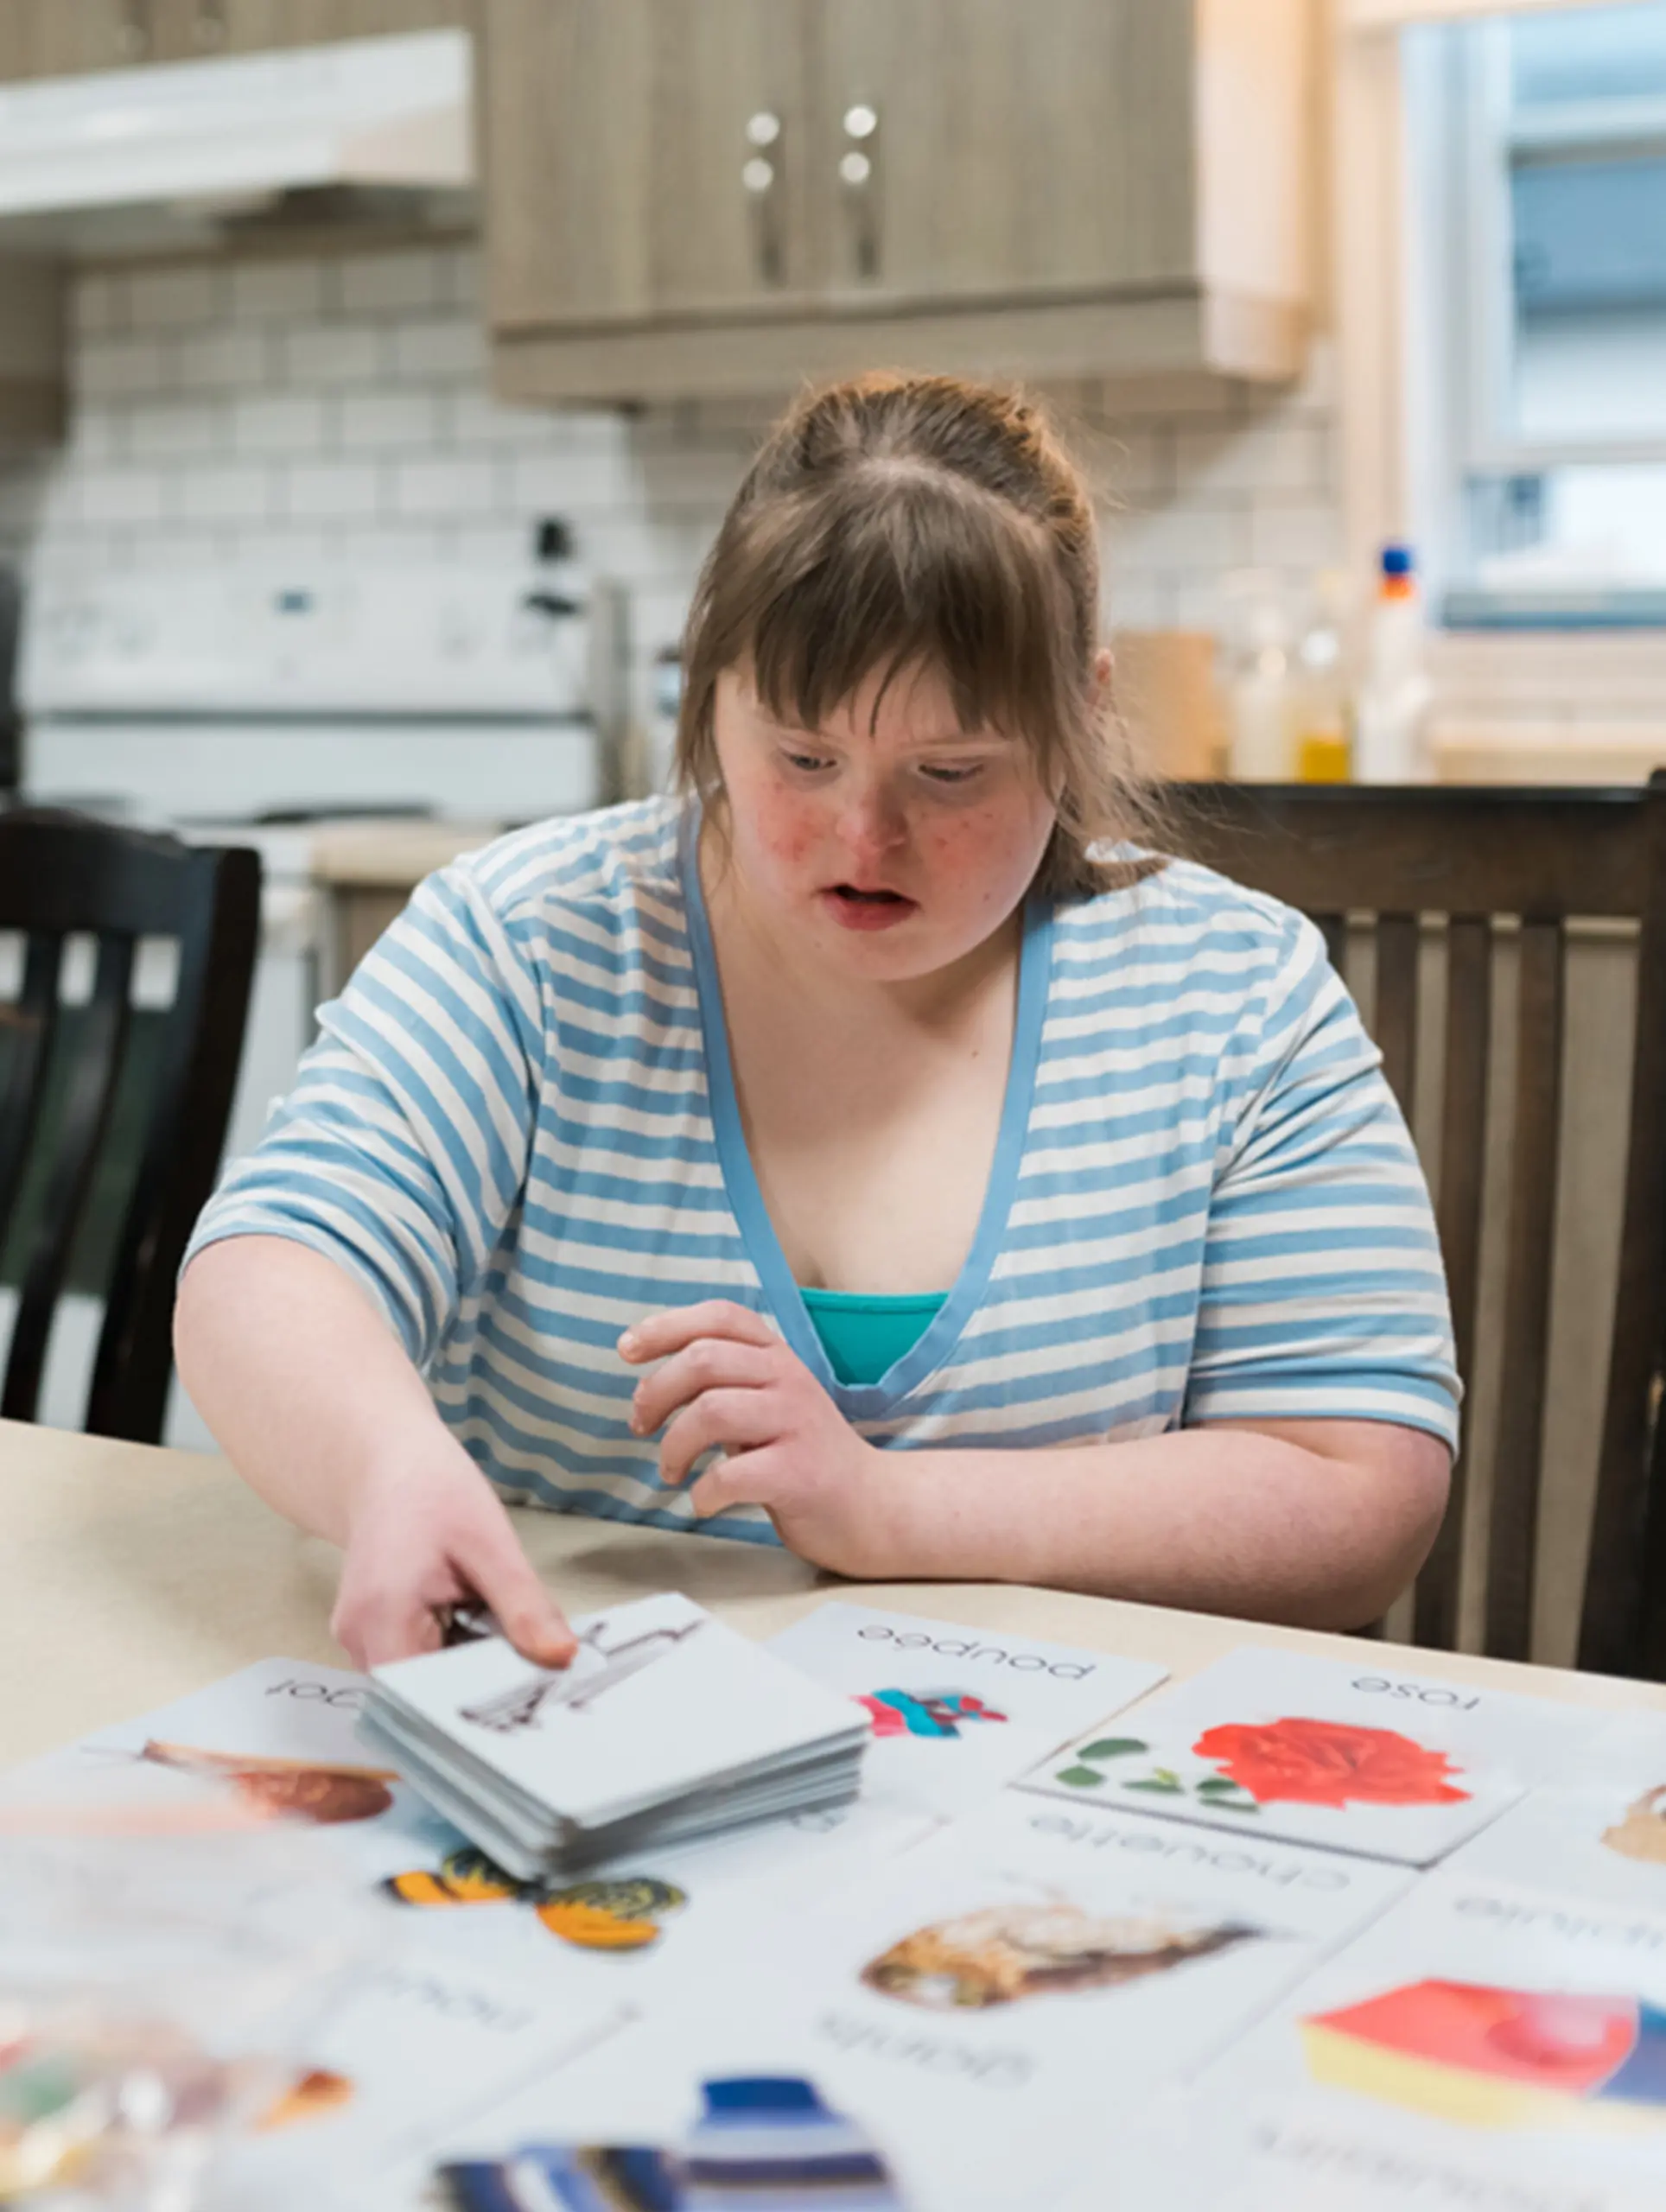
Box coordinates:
[1153,1769,1183,1787]
[1056,1764,1107,1789]
[1215,1800,1261,1813]
[1076,1738,1147,1763]
[1197,1777,1256,1797]
[1124,1777,1185,1796]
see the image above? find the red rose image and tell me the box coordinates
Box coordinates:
[1192,1716,1471,1808]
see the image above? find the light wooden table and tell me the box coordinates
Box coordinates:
[4,1416,1664,1771]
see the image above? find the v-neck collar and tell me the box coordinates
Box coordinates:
[678,804,1054,1420]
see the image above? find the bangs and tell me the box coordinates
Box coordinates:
[724,464,1089,760]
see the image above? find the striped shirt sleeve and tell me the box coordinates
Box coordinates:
[183,861,544,1370]
[1182,910,1460,1450]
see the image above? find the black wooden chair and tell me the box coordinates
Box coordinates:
[1167,781,1666,1679]
[0,809,260,1444]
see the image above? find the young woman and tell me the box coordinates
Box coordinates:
[175,374,1458,1670]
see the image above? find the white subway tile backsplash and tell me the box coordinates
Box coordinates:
[0,245,1344,736]
[76,467,173,526]
[1247,497,1343,572]
[174,328,271,394]
[335,387,444,453]
[388,453,499,518]
[338,251,443,316]
[231,392,329,457]
[281,323,386,386]
[228,260,326,325]
[1176,416,1331,499]
[123,399,226,461]
[126,265,222,332]
[284,459,380,520]
[76,335,171,400]
[178,461,275,524]
[387,315,486,382]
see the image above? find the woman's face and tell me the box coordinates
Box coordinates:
[708,664,1058,982]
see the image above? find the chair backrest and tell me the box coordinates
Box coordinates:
[1167,782,1666,1679]
[0,809,260,1443]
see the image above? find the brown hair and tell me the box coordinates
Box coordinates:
[674,372,1160,903]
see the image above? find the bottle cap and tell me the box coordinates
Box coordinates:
[1381,544,1415,578]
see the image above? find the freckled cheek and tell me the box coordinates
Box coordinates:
[747,788,823,875]
[919,807,1039,903]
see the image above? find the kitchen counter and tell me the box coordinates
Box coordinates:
[311,818,498,991]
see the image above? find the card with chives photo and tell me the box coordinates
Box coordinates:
[766,1601,1167,1817]
[1016,1646,1589,1866]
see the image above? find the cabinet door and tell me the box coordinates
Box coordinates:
[813,0,1197,306]
[192,2,473,53]
[647,0,817,318]
[483,0,658,331]
[8,1,153,74]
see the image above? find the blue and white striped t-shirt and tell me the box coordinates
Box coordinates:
[186,797,1459,1545]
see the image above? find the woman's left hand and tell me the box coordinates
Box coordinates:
[618,1300,894,1577]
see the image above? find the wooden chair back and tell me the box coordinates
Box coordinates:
[0,809,260,1442]
[1167,783,1666,1678]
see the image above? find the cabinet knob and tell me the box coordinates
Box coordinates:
[843,103,879,142]
[838,151,872,187]
[745,111,782,149]
[741,156,775,196]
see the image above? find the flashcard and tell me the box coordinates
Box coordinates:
[1184,1872,1666,2203]
[1053,2086,1662,2212]
[436,1790,1409,2212]
[369,1592,867,1838]
[1018,1645,1589,1866]
[1447,1712,1666,1915]
[766,1601,1167,1818]
[218,1952,625,2211]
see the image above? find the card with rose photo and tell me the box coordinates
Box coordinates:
[1015,1648,1590,1866]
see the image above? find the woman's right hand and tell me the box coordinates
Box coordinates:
[331,1449,577,1671]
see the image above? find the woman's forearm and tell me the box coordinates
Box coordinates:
[869,1421,1451,1632]
[174,1236,463,1545]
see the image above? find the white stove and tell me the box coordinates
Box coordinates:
[11,559,624,1446]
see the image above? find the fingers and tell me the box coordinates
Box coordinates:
[658,1386,782,1488]
[454,1520,577,1668]
[618,1300,778,1366]
[687,1445,784,1520]
[631,1338,778,1438]
[334,1590,446,1672]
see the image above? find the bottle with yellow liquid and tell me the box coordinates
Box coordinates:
[1294,574,1352,783]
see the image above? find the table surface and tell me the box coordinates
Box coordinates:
[6,1416,1664,1770]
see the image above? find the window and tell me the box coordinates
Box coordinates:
[1408,1,1666,625]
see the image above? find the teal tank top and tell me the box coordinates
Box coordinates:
[799,1288,948,1388]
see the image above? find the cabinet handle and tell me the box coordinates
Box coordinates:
[742,110,785,289]
[194,5,227,49]
[839,102,880,282]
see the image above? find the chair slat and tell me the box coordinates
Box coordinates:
[0,934,64,1239]
[1484,918,1566,1662]
[1580,795,1666,1676]
[2,935,135,1423]
[1415,916,1492,1651]
[1375,914,1420,1117]
[1316,913,1347,976]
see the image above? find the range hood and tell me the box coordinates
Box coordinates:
[0,29,473,254]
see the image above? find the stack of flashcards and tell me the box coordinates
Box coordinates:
[360,1592,871,1881]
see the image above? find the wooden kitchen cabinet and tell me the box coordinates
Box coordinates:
[0,0,472,76]
[486,0,1316,406]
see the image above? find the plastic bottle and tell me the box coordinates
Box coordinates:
[1224,577,1298,781]
[1353,544,1432,785]
[1294,572,1352,783]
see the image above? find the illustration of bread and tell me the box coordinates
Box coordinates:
[862,1903,1259,2010]
[141,1742,397,1824]
[1602,1786,1666,1866]
[256,2069,354,2133]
